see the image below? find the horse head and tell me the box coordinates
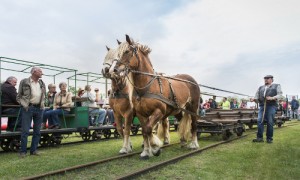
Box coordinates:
[109,34,152,78]
[101,45,119,78]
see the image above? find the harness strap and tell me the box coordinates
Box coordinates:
[157,75,163,94]
[166,78,179,108]
[110,92,129,99]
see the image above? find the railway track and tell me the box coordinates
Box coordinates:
[20,122,299,180]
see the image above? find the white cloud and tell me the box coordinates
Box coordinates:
[148,0,300,96]
[1,0,299,97]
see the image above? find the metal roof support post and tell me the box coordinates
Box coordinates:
[87,73,89,86]
[105,78,108,98]
[74,70,77,106]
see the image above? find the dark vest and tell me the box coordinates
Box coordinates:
[258,84,278,106]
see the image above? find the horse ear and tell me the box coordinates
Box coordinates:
[125,34,132,45]
[106,46,110,51]
[117,39,121,45]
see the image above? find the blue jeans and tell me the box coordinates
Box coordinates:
[2,108,22,130]
[44,109,69,126]
[20,106,43,154]
[257,105,276,141]
[42,108,53,124]
[106,109,115,124]
[89,108,106,124]
[291,109,298,119]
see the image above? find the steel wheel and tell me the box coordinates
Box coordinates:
[9,138,21,152]
[236,127,244,136]
[92,131,101,141]
[81,131,91,141]
[0,139,11,151]
[131,125,139,135]
[103,129,111,139]
[48,134,62,146]
[39,134,50,147]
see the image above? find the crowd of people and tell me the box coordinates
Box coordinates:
[1,69,299,155]
[0,67,115,157]
[199,96,259,116]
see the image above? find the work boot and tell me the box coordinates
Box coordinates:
[266,139,273,144]
[252,138,264,143]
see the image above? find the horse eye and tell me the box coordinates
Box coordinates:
[124,50,130,54]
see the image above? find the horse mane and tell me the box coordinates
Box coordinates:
[117,40,152,56]
[137,44,152,55]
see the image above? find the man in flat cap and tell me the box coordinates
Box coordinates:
[251,75,283,143]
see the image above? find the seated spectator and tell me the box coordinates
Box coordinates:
[76,87,85,107]
[42,83,56,129]
[1,76,22,131]
[81,85,106,126]
[43,82,73,129]
[231,99,239,109]
[239,100,247,108]
[202,100,210,116]
[222,97,231,110]
[247,99,256,109]
[104,105,115,125]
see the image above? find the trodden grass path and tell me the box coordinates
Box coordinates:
[139,121,300,180]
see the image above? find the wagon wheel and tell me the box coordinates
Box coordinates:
[222,130,231,141]
[236,127,244,136]
[39,134,50,147]
[103,129,111,139]
[81,130,91,141]
[48,134,62,146]
[9,138,21,152]
[0,139,11,151]
[131,125,139,135]
[92,131,101,141]
[113,129,120,139]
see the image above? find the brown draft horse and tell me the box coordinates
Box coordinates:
[102,47,133,154]
[102,45,170,154]
[109,35,200,159]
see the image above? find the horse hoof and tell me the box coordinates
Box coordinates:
[153,149,162,156]
[140,155,149,160]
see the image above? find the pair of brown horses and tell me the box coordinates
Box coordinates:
[102,35,200,159]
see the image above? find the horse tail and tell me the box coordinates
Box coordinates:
[157,120,164,140]
[178,112,192,141]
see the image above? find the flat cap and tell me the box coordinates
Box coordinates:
[264,75,273,79]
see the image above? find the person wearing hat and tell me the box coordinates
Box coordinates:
[251,75,283,143]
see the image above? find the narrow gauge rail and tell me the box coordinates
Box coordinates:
[117,122,298,180]
[20,123,298,180]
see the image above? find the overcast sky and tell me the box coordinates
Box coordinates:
[1,0,299,99]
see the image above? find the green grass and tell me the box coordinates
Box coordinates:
[0,122,298,180]
[139,122,300,180]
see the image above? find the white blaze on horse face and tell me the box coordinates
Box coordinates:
[108,60,117,75]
